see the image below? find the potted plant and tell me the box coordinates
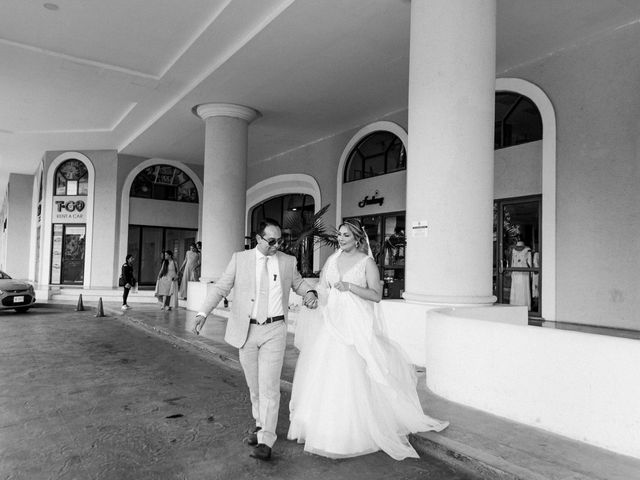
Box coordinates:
[283,204,338,277]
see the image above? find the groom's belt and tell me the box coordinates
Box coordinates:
[249,315,285,325]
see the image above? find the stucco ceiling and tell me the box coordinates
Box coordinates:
[1,0,640,200]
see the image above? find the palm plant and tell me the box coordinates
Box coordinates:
[283,204,338,276]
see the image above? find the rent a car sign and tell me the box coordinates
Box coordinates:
[52,196,87,223]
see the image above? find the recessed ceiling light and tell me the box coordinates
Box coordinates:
[43,3,59,11]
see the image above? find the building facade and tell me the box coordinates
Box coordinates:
[1,0,639,460]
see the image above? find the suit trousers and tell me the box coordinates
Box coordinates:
[238,320,287,448]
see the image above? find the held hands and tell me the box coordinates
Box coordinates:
[303,291,318,309]
[192,314,206,335]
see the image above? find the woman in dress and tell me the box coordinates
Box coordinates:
[288,220,448,460]
[155,250,178,311]
[178,243,200,299]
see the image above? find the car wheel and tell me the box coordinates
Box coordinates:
[14,307,30,313]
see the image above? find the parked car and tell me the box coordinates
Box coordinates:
[0,271,36,312]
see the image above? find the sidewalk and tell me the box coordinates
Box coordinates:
[93,302,639,480]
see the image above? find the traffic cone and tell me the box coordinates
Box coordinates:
[76,294,85,311]
[95,297,105,317]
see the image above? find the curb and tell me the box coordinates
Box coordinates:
[409,433,549,480]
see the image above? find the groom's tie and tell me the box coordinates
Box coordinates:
[256,256,269,324]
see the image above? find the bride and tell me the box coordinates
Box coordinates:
[287,219,448,460]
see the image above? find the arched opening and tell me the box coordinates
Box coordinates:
[495,78,556,321]
[246,173,322,274]
[122,162,202,288]
[49,157,92,285]
[492,92,544,317]
[340,126,408,299]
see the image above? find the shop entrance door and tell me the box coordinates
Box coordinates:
[51,224,86,285]
[494,196,541,317]
[128,225,198,287]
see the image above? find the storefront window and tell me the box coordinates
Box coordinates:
[343,213,405,299]
[344,131,406,182]
[130,165,198,203]
[493,196,541,316]
[54,159,88,196]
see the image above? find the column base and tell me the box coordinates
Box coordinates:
[402,291,497,306]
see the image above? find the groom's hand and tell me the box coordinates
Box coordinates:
[193,314,207,335]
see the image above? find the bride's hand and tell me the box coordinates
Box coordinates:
[334,281,350,292]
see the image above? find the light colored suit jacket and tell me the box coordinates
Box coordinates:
[199,248,313,348]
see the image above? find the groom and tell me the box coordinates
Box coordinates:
[193,218,318,461]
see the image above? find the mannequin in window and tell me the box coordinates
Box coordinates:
[509,240,531,309]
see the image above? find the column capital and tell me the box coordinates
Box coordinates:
[193,103,261,123]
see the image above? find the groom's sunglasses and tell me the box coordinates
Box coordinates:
[259,234,284,247]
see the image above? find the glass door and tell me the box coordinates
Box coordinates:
[60,225,86,284]
[165,228,197,275]
[128,226,198,287]
[494,196,541,317]
[139,227,163,286]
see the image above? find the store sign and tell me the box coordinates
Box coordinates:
[358,190,384,208]
[52,196,87,223]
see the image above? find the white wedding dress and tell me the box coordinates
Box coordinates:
[287,251,448,460]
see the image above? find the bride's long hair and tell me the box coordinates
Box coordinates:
[339,219,370,255]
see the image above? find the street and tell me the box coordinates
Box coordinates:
[0,305,478,480]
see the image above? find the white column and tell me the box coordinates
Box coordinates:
[404,0,496,305]
[194,103,260,282]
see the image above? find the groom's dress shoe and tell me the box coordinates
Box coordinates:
[246,426,261,446]
[250,443,272,461]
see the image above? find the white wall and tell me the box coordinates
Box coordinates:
[4,174,34,279]
[494,141,542,199]
[129,198,199,228]
[87,151,118,288]
[424,308,640,459]
[506,20,640,330]
[379,301,527,365]
[342,171,407,218]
